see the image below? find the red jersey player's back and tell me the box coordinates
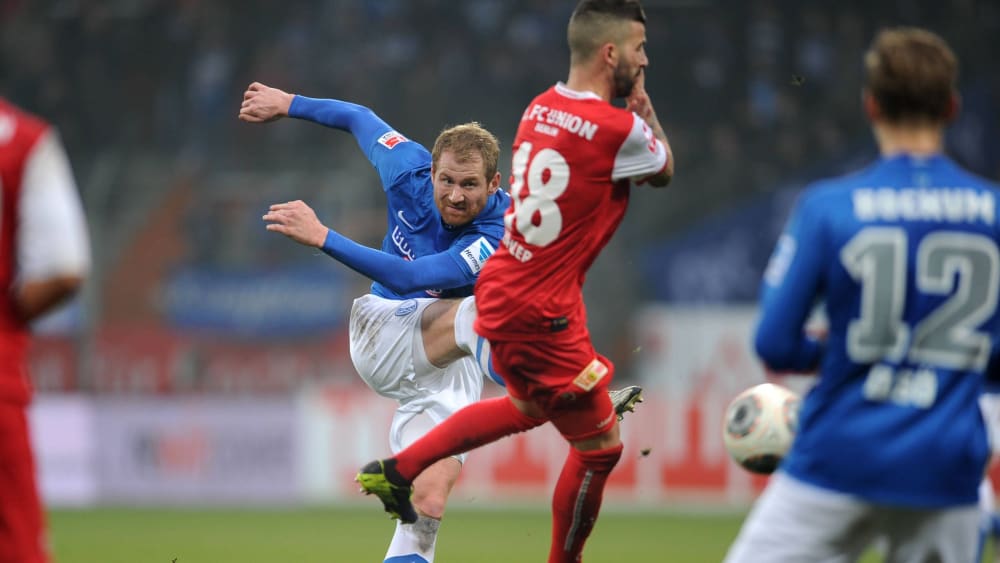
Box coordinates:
[0,100,48,402]
[0,98,89,404]
[475,83,667,340]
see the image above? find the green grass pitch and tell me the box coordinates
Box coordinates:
[49,506,744,562]
[48,506,991,562]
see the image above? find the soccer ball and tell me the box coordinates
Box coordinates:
[722,382,801,475]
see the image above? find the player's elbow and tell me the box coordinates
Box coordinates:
[647,169,672,188]
[382,278,420,295]
[381,271,436,295]
[15,273,86,323]
[754,330,797,372]
[343,103,378,128]
[644,157,674,188]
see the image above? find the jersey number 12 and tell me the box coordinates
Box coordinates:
[841,227,999,372]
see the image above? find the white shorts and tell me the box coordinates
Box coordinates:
[349,294,483,463]
[724,472,980,563]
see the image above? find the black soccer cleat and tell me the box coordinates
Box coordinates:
[356,459,418,524]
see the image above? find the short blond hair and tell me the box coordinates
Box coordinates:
[864,27,958,124]
[431,122,500,181]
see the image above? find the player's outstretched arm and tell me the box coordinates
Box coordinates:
[263,200,472,294]
[238,82,391,145]
[239,83,418,187]
[626,71,673,187]
[239,82,294,123]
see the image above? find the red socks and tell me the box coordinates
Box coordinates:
[393,396,544,481]
[548,444,624,563]
[391,397,623,563]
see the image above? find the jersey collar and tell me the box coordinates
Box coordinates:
[554,82,602,101]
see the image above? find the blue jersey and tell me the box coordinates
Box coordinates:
[288,96,508,300]
[757,154,1000,507]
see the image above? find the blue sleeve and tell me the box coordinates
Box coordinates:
[321,230,472,294]
[288,96,431,191]
[754,190,827,372]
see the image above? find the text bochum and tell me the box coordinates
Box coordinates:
[853,187,995,225]
[523,104,599,140]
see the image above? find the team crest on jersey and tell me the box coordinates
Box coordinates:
[378,130,409,149]
[459,237,495,274]
[573,358,609,392]
[395,299,418,317]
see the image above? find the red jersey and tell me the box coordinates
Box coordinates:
[475,83,667,340]
[0,99,89,403]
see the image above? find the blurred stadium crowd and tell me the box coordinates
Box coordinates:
[1,0,999,392]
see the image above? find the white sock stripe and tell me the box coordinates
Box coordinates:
[563,469,594,552]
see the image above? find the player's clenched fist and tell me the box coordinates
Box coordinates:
[263,200,329,248]
[239,82,294,123]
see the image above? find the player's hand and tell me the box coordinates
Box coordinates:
[239,82,294,123]
[625,69,653,122]
[263,200,329,248]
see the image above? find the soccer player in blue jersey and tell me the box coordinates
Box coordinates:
[240,82,642,562]
[241,82,508,563]
[725,28,1000,563]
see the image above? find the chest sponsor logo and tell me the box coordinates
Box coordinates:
[394,299,418,317]
[459,237,496,274]
[378,130,409,149]
[391,226,415,261]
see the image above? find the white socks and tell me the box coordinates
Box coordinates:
[384,515,441,563]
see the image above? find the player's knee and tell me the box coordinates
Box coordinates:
[573,443,624,474]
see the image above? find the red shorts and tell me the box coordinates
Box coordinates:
[491,330,616,442]
[0,403,48,563]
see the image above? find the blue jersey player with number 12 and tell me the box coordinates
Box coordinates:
[726,28,1000,563]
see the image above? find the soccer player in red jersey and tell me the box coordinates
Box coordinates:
[357,1,673,560]
[0,98,90,563]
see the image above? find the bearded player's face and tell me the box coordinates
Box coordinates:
[432,150,500,227]
[613,22,649,98]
